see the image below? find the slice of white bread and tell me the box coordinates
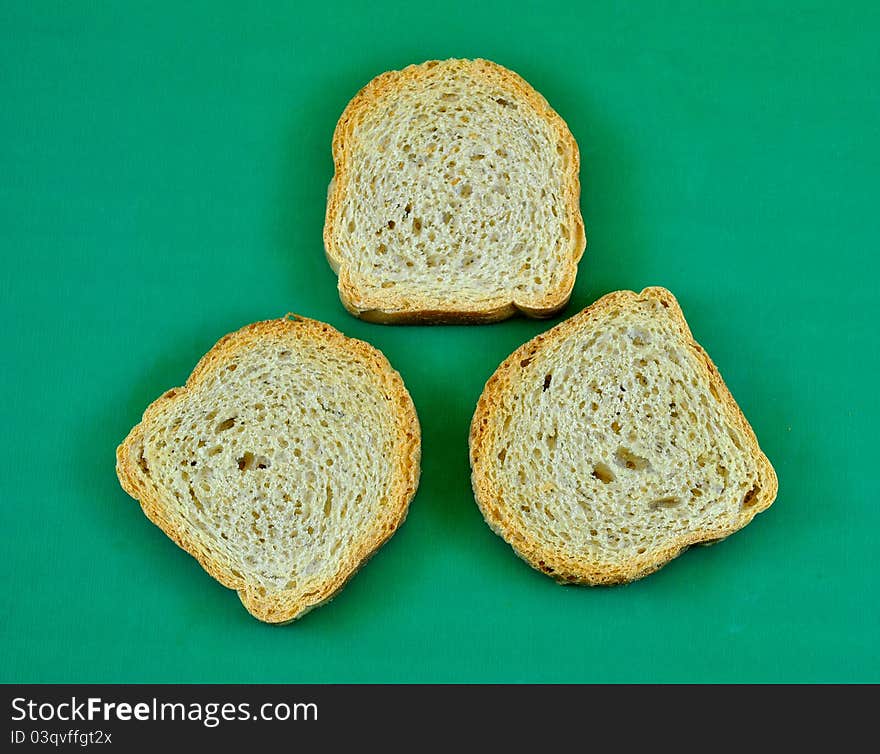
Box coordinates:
[469,287,777,584]
[324,58,586,323]
[116,316,420,623]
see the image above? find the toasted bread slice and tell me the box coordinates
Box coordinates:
[116,316,420,623]
[324,58,585,323]
[469,287,777,583]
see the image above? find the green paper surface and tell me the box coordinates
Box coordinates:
[1,1,877,683]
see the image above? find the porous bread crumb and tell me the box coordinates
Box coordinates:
[469,287,778,583]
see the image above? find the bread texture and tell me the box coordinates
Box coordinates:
[116,316,420,623]
[324,58,585,323]
[469,287,777,584]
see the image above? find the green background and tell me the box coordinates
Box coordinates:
[2,1,877,683]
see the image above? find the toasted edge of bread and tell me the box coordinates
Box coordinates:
[116,315,421,623]
[469,286,778,584]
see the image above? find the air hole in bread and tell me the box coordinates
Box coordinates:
[742,485,759,508]
[542,373,552,391]
[727,427,743,450]
[187,484,205,513]
[216,417,236,433]
[650,496,681,510]
[614,447,650,471]
[591,463,615,484]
